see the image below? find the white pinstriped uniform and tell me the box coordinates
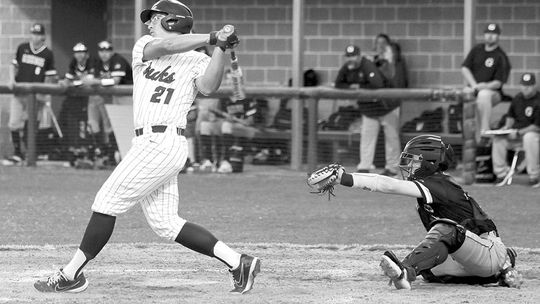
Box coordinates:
[92,35,210,240]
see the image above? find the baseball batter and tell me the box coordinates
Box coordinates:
[35,0,260,294]
[309,135,521,289]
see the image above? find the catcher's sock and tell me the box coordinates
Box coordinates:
[63,249,89,281]
[213,241,241,269]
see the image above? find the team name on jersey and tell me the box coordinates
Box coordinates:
[143,64,175,84]
[21,54,45,67]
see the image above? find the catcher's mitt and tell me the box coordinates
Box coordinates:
[307,163,344,200]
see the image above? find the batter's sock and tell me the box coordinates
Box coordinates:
[175,222,240,269]
[213,241,241,269]
[63,212,116,280]
[63,249,89,281]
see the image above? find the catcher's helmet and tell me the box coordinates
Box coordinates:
[399,134,454,180]
[140,0,193,34]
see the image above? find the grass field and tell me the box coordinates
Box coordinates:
[1,164,539,303]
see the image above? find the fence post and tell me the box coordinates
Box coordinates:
[461,92,476,185]
[26,94,37,166]
[306,97,318,173]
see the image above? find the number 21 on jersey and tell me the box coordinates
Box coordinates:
[150,86,174,104]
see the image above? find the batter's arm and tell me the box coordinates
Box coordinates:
[196,48,226,95]
[340,172,423,198]
[142,34,209,61]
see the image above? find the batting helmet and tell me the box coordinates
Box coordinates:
[140,0,193,34]
[399,134,454,180]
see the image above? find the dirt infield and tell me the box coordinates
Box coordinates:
[1,243,539,304]
[1,165,540,303]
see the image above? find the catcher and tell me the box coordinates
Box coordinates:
[307,134,521,289]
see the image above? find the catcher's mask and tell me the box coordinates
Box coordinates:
[140,0,193,34]
[399,134,454,180]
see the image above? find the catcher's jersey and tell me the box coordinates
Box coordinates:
[131,35,210,129]
[412,173,497,235]
[13,42,56,82]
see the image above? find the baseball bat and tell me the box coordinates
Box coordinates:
[44,101,63,138]
[221,25,246,101]
[229,51,246,101]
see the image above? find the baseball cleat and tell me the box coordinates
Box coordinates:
[499,248,522,288]
[229,254,261,294]
[380,251,411,290]
[34,269,88,293]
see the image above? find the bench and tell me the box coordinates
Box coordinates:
[253,128,463,163]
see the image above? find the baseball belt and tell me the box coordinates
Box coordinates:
[135,125,185,136]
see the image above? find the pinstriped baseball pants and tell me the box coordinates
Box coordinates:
[92,127,188,240]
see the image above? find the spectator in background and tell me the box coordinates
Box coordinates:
[372,33,391,65]
[2,23,57,166]
[87,40,133,166]
[59,42,96,160]
[491,73,540,188]
[462,23,511,145]
[335,44,401,176]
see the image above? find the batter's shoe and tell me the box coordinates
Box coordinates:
[229,254,261,294]
[380,251,411,290]
[499,248,522,288]
[34,269,88,293]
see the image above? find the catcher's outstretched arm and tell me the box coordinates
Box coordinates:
[340,172,422,198]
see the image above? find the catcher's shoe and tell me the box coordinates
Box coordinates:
[380,251,411,290]
[229,254,261,294]
[499,248,522,288]
[34,269,88,293]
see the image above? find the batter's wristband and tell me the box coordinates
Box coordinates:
[208,31,218,45]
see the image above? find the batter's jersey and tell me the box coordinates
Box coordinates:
[507,91,540,129]
[462,44,511,86]
[13,42,56,82]
[412,173,498,235]
[65,57,96,81]
[95,53,133,84]
[132,35,210,130]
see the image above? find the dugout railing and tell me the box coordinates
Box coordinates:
[0,84,478,184]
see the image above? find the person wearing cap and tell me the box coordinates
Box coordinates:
[491,73,540,188]
[334,44,401,176]
[58,42,96,159]
[2,23,57,166]
[86,40,133,166]
[462,23,511,144]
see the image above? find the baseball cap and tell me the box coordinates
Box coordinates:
[72,42,88,52]
[97,40,113,51]
[520,73,536,86]
[30,23,45,35]
[344,45,360,57]
[484,23,501,35]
